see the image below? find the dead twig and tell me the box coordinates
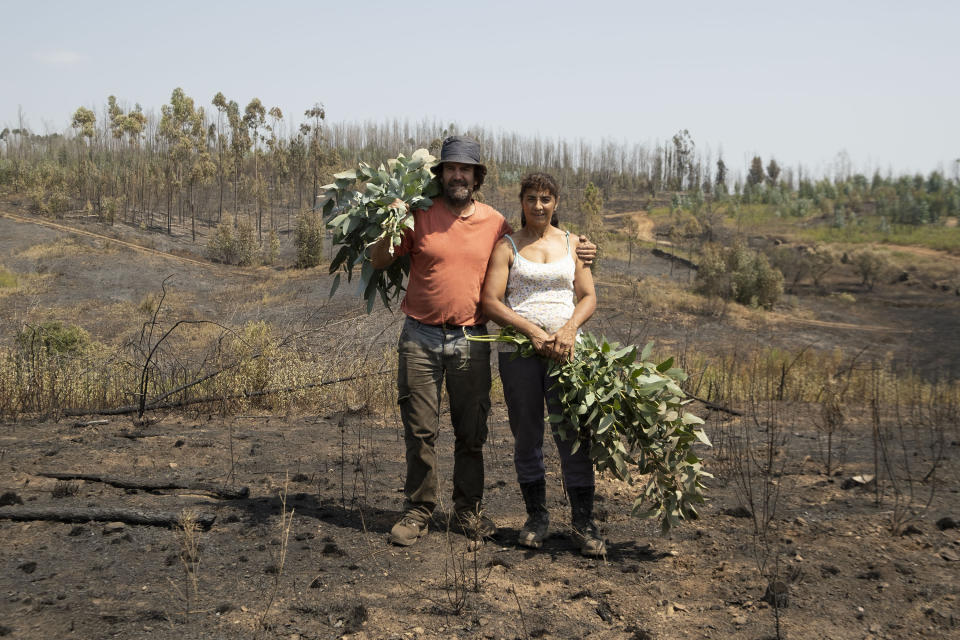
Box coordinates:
[61,371,393,417]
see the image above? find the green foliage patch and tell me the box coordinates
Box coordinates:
[294,210,324,268]
[207,215,259,266]
[801,219,960,253]
[696,242,784,308]
[0,266,17,289]
[16,321,91,357]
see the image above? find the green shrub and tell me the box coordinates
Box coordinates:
[294,210,324,268]
[47,189,70,215]
[207,214,259,266]
[263,229,280,266]
[851,249,890,291]
[233,217,259,266]
[770,243,838,290]
[16,322,90,358]
[0,266,17,289]
[27,186,49,215]
[696,242,784,308]
[100,195,122,224]
[207,216,237,264]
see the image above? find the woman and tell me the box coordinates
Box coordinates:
[480,172,604,556]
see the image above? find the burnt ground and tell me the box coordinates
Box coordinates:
[1,407,957,640]
[0,206,959,639]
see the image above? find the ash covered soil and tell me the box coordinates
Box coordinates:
[0,407,958,640]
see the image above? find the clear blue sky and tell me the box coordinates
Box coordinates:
[3,0,958,179]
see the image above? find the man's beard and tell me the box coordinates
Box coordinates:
[443,180,472,206]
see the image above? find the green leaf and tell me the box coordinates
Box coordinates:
[610,344,635,360]
[656,357,674,373]
[327,212,349,229]
[632,506,660,520]
[640,341,654,361]
[328,245,351,274]
[329,273,341,298]
[694,429,712,446]
[596,413,615,435]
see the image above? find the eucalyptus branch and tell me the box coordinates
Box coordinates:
[472,327,711,532]
[319,149,440,312]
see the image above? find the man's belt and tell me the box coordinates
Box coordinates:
[424,321,473,331]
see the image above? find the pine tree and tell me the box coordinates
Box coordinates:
[747,156,765,187]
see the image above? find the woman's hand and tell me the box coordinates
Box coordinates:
[529,327,554,357]
[548,323,578,361]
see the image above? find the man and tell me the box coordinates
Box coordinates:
[370,136,594,546]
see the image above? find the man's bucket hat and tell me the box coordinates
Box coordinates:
[431,136,486,174]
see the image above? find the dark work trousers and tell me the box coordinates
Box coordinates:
[498,351,595,489]
[397,317,491,518]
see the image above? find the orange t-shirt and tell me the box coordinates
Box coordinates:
[396,199,511,326]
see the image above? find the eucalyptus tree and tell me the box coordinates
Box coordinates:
[211,92,229,221]
[71,106,96,201]
[671,129,695,191]
[289,124,309,212]
[185,125,216,241]
[106,95,142,221]
[123,105,147,219]
[266,106,286,230]
[158,89,189,232]
[158,87,211,237]
[226,99,248,218]
[243,98,266,238]
[304,103,326,206]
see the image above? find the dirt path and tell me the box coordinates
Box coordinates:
[877,242,960,266]
[604,210,656,242]
[764,311,911,333]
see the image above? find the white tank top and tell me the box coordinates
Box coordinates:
[503,232,576,340]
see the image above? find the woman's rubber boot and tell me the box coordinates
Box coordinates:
[518,479,549,549]
[568,485,606,557]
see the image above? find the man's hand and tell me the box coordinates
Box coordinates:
[369,199,412,269]
[576,235,597,266]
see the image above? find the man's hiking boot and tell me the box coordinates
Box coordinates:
[388,513,428,546]
[571,521,606,557]
[455,509,497,541]
[519,511,549,548]
[518,479,549,549]
[569,485,606,557]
